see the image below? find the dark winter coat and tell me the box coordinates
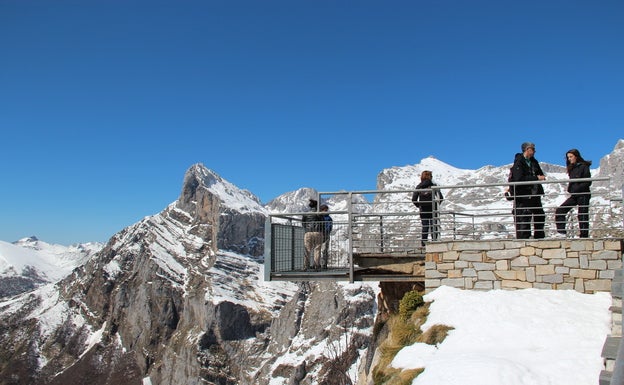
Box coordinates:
[567,162,592,195]
[509,153,545,198]
[412,179,444,218]
[322,214,333,240]
[302,212,324,232]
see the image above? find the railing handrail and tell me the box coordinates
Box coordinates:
[270,211,350,219]
[310,176,610,197]
[268,177,616,221]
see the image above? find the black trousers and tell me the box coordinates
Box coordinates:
[555,194,590,238]
[420,214,440,245]
[514,197,545,239]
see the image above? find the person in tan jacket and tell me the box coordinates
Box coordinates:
[302,199,324,270]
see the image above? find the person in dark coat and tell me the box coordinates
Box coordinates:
[412,170,444,246]
[555,149,592,238]
[301,199,324,270]
[319,204,332,270]
[509,142,546,239]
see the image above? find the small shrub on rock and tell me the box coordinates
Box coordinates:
[399,291,424,320]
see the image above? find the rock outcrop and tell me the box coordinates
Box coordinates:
[597,139,624,191]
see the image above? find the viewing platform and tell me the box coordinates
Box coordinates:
[264,177,623,283]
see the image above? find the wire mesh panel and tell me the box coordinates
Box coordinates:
[271,224,305,272]
[271,221,351,272]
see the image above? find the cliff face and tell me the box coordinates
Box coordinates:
[0,164,377,385]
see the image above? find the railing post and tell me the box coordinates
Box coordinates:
[264,216,272,282]
[379,215,384,253]
[472,216,476,240]
[290,225,296,272]
[348,192,354,283]
[610,216,624,385]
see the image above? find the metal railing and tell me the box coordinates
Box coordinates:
[267,213,352,273]
[265,177,622,281]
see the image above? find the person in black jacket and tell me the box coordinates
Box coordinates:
[555,149,592,238]
[319,204,333,270]
[412,170,444,246]
[301,199,324,270]
[509,142,546,239]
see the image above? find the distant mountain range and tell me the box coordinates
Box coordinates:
[0,236,103,298]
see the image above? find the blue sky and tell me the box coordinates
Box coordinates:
[1,0,622,245]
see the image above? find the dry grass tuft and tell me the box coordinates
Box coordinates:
[394,368,424,385]
[387,314,420,347]
[371,295,456,385]
[418,324,454,345]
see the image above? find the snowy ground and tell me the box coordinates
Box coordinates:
[391,286,612,385]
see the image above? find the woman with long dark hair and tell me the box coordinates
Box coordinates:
[555,149,592,238]
[412,170,444,246]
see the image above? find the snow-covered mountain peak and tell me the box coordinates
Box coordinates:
[378,157,473,190]
[417,156,473,183]
[597,140,624,189]
[265,187,320,213]
[183,163,266,214]
[13,236,103,256]
[15,235,39,244]
[419,156,466,172]
[0,238,103,298]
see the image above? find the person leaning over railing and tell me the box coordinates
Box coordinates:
[555,149,592,238]
[510,142,546,239]
[301,198,324,270]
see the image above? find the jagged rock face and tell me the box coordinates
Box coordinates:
[218,208,266,257]
[0,164,377,385]
[178,163,266,257]
[265,187,320,212]
[0,267,47,298]
[597,139,624,191]
[253,282,377,385]
[178,167,220,246]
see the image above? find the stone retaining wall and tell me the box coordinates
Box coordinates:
[424,239,623,294]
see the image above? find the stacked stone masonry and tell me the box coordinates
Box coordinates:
[424,239,623,294]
